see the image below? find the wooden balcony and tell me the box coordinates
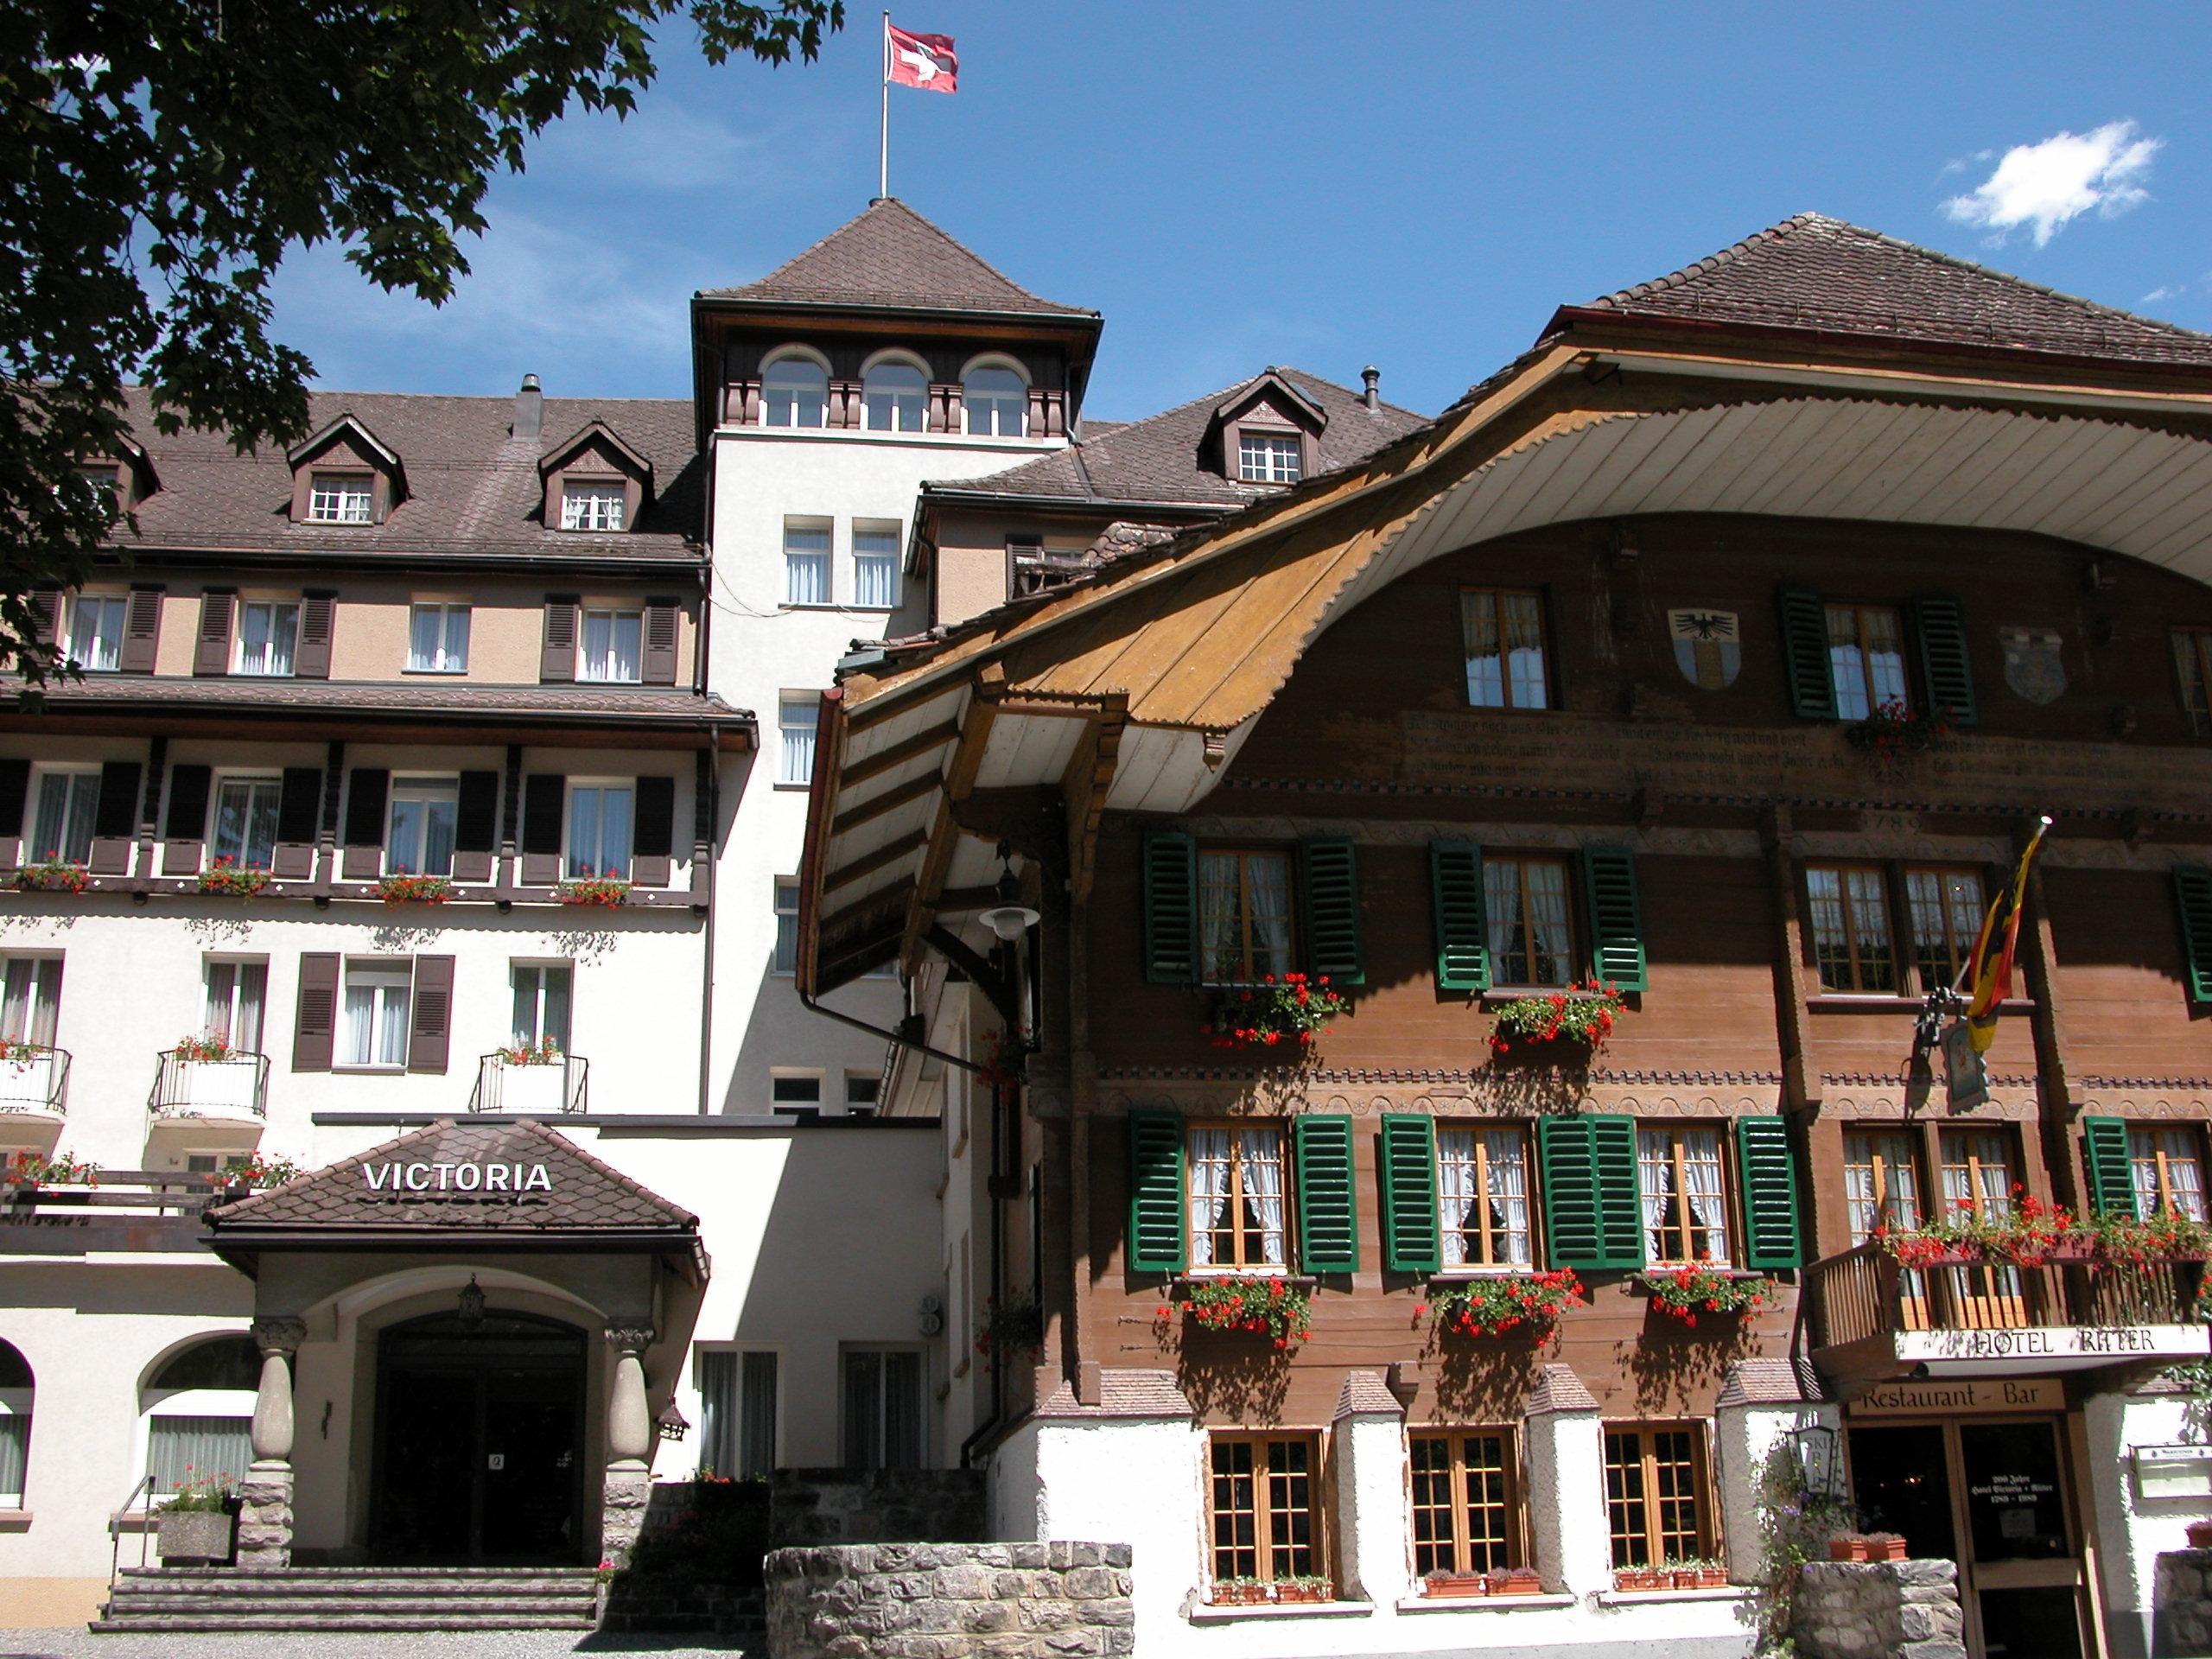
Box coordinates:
[1804,1242,2212,1395]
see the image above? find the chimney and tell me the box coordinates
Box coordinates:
[1360,365,1381,411]
[514,373,543,442]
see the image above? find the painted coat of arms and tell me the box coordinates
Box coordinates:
[1669,609,1740,690]
[1999,627,2065,705]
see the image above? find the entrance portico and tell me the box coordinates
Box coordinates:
[203,1118,708,1569]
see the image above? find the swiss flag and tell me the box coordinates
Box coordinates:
[887,22,957,92]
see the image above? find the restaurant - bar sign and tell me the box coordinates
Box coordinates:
[362,1161,554,1194]
[1897,1323,2210,1369]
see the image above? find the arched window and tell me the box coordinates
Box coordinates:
[762,355,829,429]
[861,360,928,434]
[0,1340,29,1508]
[143,1335,257,1500]
[963,366,1028,438]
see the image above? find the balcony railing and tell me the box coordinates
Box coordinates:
[0,1046,69,1116]
[468,1053,588,1115]
[149,1051,269,1121]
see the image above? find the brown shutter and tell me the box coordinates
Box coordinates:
[0,759,28,868]
[293,952,340,1072]
[26,589,60,645]
[408,956,454,1073]
[193,590,236,677]
[162,764,211,874]
[295,589,336,679]
[119,586,163,674]
[453,770,499,883]
[521,774,564,884]
[341,768,389,880]
[274,766,321,879]
[539,596,580,683]
[632,774,676,887]
[89,760,140,874]
[642,598,679,685]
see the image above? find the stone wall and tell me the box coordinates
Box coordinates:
[1791,1560,1965,1659]
[767,1468,986,1547]
[766,1541,1134,1659]
[2152,1548,2212,1657]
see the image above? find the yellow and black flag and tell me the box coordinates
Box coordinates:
[1963,817,2051,1054]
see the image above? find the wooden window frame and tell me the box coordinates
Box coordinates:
[1435,1124,1541,1269]
[1408,1427,1522,1578]
[1187,1120,1294,1272]
[2173,626,2212,738]
[1603,1421,1714,1567]
[1803,860,1901,995]
[1902,864,1986,999]
[1459,587,1551,711]
[1823,600,1911,721]
[1484,850,1578,989]
[1196,845,1295,987]
[1206,1431,1325,1591]
[1937,1127,2018,1227]
[1636,1124,1733,1268]
[2129,1124,2210,1220]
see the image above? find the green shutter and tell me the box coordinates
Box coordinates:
[1300,839,1364,986]
[2177,865,2212,1005]
[1778,587,1836,721]
[1294,1116,1359,1274]
[1538,1115,1644,1271]
[2082,1116,2139,1219]
[1430,841,1491,992]
[1127,1110,1187,1273]
[1734,1116,1804,1270]
[1141,832,1198,985]
[1911,594,1979,726]
[1580,845,1648,992]
[1377,1115,1442,1274]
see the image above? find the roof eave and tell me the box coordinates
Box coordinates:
[691,293,1102,331]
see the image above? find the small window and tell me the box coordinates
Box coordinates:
[340,963,411,1069]
[233,601,300,677]
[29,768,99,866]
[2130,1127,2208,1221]
[1197,848,1293,984]
[1410,1428,1521,1578]
[1904,868,1985,996]
[853,522,901,609]
[785,520,830,606]
[1605,1423,1713,1567]
[696,1349,779,1478]
[65,594,128,672]
[1484,854,1574,988]
[963,367,1027,437]
[0,958,61,1047]
[385,777,458,876]
[210,775,281,870]
[773,879,799,976]
[779,696,817,786]
[771,1073,822,1111]
[578,608,643,683]
[1637,1126,1731,1267]
[845,1073,880,1115]
[861,361,928,434]
[841,1348,923,1470]
[762,356,829,429]
[512,963,573,1050]
[149,1335,260,1392]
[1237,431,1302,484]
[1462,588,1548,709]
[1438,1127,1535,1268]
[2173,629,2212,736]
[1805,863,1898,994]
[1208,1433,1321,1591]
[1825,602,1910,721]
[559,482,626,531]
[204,961,268,1054]
[567,783,633,880]
[78,465,118,508]
[1188,1121,1291,1269]
[406,603,470,673]
[307,474,373,524]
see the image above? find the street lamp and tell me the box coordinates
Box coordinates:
[977,842,1040,943]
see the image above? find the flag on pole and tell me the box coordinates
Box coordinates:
[887,22,958,92]
[1961,817,2051,1052]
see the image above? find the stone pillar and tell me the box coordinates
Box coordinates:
[1523,1363,1608,1597]
[238,1317,305,1570]
[1330,1373,1410,1605]
[1715,1361,1841,1586]
[601,1324,654,1567]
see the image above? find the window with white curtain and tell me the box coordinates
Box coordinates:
[762,356,829,429]
[406,603,471,673]
[696,1349,779,1479]
[2131,1127,2209,1221]
[29,769,99,865]
[1438,1127,1533,1268]
[340,963,411,1069]
[147,1414,253,1499]
[233,601,300,676]
[779,697,817,786]
[1186,1122,1289,1269]
[852,522,901,609]
[385,777,458,876]
[963,366,1027,437]
[512,963,573,1049]
[773,879,798,976]
[66,594,127,671]
[1197,849,1293,985]
[861,362,927,433]
[784,520,830,606]
[211,776,281,869]
[1236,432,1301,484]
[1637,1127,1731,1266]
[566,784,633,880]
[0,958,61,1046]
[1484,854,1573,988]
[205,961,267,1052]
[578,609,643,683]
[0,1340,29,1508]
[559,483,626,531]
[840,1348,922,1471]
[308,474,372,524]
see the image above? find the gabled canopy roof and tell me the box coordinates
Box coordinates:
[537,418,655,486]
[286,411,406,494]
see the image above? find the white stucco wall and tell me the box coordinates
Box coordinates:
[2087,1388,2211,1659]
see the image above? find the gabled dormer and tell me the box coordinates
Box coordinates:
[538,420,654,532]
[1205,371,1328,486]
[80,434,160,512]
[285,414,405,525]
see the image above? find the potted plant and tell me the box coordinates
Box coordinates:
[1180,1276,1312,1350]
[155,1469,237,1564]
[207,1152,301,1194]
[1861,1532,1907,1562]
[1274,1575,1331,1605]
[1695,1559,1730,1587]
[1422,1568,1488,1598]
[1206,973,1347,1052]
[1210,1577,1267,1606]
[1643,1260,1777,1327]
[974,1289,1044,1374]
[1491,1565,1542,1595]
[1668,1560,1706,1590]
[1828,1534,1873,1562]
[1421,1268,1585,1340]
[13,853,87,893]
[492,1036,569,1111]
[3,1148,96,1190]
[1488,980,1628,1057]
[375,869,454,905]
[1847,696,1953,762]
[556,868,630,907]
[198,855,271,896]
[1613,1563,1663,1590]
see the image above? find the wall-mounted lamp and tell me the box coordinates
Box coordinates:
[456,1274,486,1332]
[977,842,1040,943]
[656,1399,690,1444]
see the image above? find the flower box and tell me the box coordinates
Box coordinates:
[1207,973,1345,1052]
[556,873,629,907]
[1828,1536,1872,1562]
[1179,1275,1312,1349]
[13,858,87,893]
[1209,1581,1268,1606]
[198,857,271,896]
[1421,1573,1488,1599]
[156,1509,234,1565]
[1613,1566,1664,1591]
[1491,1567,1541,1595]
[1489,981,1626,1056]
[1699,1564,1730,1586]
[1272,1580,1330,1604]
[1643,1263,1776,1327]
[1424,1269,1585,1340]
[376,872,454,906]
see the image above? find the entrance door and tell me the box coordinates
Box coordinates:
[372,1310,587,1565]
[1847,1418,2086,1659]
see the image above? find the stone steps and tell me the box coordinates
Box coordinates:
[94,1566,603,1633]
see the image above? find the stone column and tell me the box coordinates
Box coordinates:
[601,1324,654,1567]
[1330,1373,1411,1605]
[1522,1363,1608,1597]
[238,1317,305,1569]
[1714,1361,1840,1586]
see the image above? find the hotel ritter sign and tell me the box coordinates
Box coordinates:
[1897,1323,2210,1370]
[360,1160,554,1195]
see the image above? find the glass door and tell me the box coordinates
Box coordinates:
[1958,1420,2082,1659]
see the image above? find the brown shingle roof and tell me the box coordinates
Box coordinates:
[1033,1369,1194,1420]
[109,386,702,563]
[16,677,749,730]
[699,198,1095,320]
[1571,211,2212,368]
[930,367,1427,509]
[1523,1363,1600,1416]
[1333,1370,1404,1420]
[1714,1357,1828,1408]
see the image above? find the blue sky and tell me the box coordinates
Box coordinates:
[272,1,2212,422]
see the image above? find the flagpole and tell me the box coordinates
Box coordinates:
[878,10,890,200]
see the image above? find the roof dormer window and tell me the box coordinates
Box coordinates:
[763,354,830,429]
[963,364,1028,437]
[308,474,374,524]
[560,482,626,532]
[862,359,927,433]
[1206,371,1326,491]
[1237,432,1303,485]
[538,422,652,532]
[286,414,404,524]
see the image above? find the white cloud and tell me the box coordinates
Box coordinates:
[1942,120,2162,245]
[2142,283,2186,304]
